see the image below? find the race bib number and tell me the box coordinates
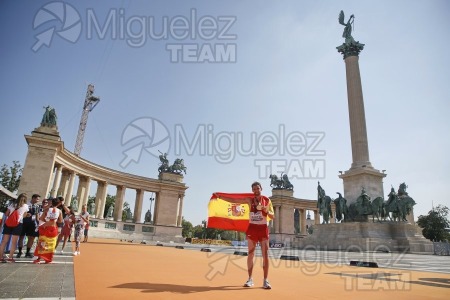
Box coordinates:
[249,211,266,225]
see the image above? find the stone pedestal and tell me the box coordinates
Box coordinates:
[293,222,433,254]
[19,126,62,198]
[339,167,386,205]
[158,172,183,182]
[271,189,294,197]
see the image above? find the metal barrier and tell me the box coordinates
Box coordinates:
[433,241,450,256]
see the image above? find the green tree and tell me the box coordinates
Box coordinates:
[417,205,450,242]
[122,201,131,221]
[181,217,193,238]
[0,161,23,211]
[192,224,204,238]
[103,194,116,218]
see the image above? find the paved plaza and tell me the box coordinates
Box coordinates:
[0,238,449,299]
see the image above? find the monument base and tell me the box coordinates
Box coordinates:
[293,222,433,254]
[159,172,183,182]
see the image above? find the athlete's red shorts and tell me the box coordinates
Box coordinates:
[246,224,269,242]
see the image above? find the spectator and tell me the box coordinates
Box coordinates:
[17,194,41,258]
[0,193,29,263]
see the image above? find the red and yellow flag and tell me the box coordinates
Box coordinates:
[207,193,273,232]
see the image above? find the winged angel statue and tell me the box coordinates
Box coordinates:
[338,10,355,44]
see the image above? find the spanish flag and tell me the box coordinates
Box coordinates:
[207,193,273,232]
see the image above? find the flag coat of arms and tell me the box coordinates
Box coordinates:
[207,192,274,232]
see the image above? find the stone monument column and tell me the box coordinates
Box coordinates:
[19,126,62,199]
[134,189,144,223]
[177,193,185,226]
[113,185,125,221]
[50,164,63,197]
[65,171,76,206]
[337,29,386,205]
[95,181,107,219]
[314,210,320,225]
[300,209,307,234]
[76,176,91,209]
[57,169,70,198]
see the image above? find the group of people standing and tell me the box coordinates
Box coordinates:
[0,193,90,263]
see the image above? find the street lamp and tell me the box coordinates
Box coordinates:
[149,193,155,224]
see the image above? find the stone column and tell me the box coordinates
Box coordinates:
[134,189,144,223]
[177,193,184,226]
[77,176,91,209]
[314,210,320,225]
[155,190,179,226]
[57,169,70,198]
[273,206,279,233]
[300,209,307,234]
[95,181,108,219]
[114,185,125,222]
[344,55,372,170]
[50,164,63,197]
[280,205,294,235]
[65,172,76,206]
[330,205,336,224]
[277,205,282,234]
[153,192,160,225]
[337,42,386,205]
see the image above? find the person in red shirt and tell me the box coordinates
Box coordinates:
[216,181,274,289]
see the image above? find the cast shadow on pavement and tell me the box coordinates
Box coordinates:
[110,282,255,294]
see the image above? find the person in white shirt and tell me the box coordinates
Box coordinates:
[0,193,29,263]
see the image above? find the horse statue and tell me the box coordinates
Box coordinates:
[317,182,332,224]
[281,174,294,190]
[370,196,385,222]
[269,174,283,189]
[355,187,372,215]
[397,183,416,222]
[158,151,170,173]
[347,187,373,221]
[383,186,400,221]
[334,192,348,222]
[169,158,187,174]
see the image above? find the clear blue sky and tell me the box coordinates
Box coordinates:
[1,0,449,226]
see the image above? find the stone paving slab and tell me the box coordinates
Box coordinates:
[1,239,450,299]
[0,250,75,300]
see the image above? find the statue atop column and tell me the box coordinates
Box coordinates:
[158,151,170,173]
[41,105,58,127]
[158,151,187,175]
[336,10,365,59]
[269,173,294,190]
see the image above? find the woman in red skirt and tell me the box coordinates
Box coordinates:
[33,198,63,264]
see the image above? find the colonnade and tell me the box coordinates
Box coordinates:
[19,125,188,227]
[270,189,336,237]
[46,164,186,225]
